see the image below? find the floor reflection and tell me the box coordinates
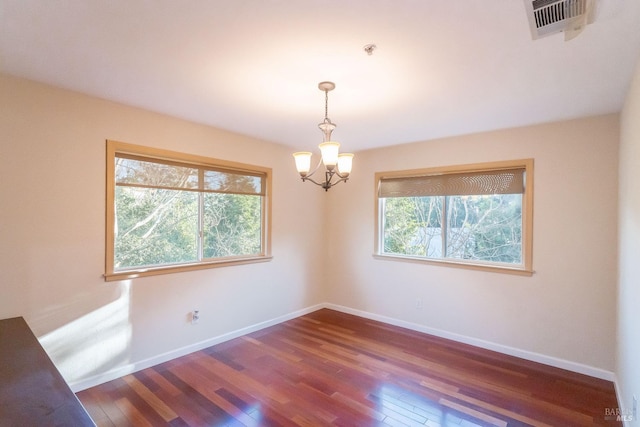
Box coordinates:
[372,384,499,427]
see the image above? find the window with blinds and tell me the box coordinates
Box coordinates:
[375,160,533,275]
[105,140,272,281]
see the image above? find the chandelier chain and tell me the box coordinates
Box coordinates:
[324,89,329,120]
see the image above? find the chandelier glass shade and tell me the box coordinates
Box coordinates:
[293,81,354,191]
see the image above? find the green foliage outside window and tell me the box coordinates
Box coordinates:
[203,193,261,259]
[114,156,263,271]
[382,194,522,265]
[115,187,198,269]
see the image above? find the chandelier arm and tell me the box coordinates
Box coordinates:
[328,176,349,186]
[300,169,349,191]
[303,156,324,179]
[300,176,326,187]
[324,170,349,190]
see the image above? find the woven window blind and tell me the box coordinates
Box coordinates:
[379,168,525,198]
[116,154,265,196]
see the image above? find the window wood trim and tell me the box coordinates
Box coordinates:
[105,140,272,281]
[374,159,534,275]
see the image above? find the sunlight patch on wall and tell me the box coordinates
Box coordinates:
[40,281,132,384]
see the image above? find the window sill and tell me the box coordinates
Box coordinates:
[104,256,273,282]
[373,254,534,276]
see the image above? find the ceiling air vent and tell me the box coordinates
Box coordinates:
[525,0,596,41]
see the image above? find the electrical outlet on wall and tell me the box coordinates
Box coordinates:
[191,310,199,324]
[415,298,423,310]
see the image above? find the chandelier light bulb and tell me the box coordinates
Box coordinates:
[292,152,312,176]
[337,153,354,175]
[319,142,340,169]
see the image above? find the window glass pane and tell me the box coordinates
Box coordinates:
[445,194,522,263]
[203,193,262,258]
[204,170,263,195]
[114,187,198,269]
[116,157,199,190]
[382,196,442,257]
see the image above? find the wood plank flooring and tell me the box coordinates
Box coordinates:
[77,309,621,426]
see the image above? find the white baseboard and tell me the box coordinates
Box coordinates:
[323,303,616,382]
[69,304,324,392]
[612,376,635,426]
[70,301,615,392]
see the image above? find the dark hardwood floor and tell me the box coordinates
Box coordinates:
[77,309,621,426]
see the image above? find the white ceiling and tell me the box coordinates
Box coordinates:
[2,1,640,152]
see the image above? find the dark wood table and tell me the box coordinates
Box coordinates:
[0,316,95,426]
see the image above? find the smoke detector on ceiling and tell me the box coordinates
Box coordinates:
[524,0,596,41]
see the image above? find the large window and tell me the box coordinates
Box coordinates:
[105,140,271,281]
[375,159,533,275]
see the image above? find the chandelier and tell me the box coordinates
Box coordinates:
[292,81,354,191]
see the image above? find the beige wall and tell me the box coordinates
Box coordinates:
[0,71,624,389]
[0,73,326,387]
[618,58,640,424]
[325,115,620,373]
